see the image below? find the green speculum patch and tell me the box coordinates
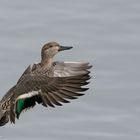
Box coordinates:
[16,99,25,119]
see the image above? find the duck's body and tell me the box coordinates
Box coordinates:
[0,42,92,126]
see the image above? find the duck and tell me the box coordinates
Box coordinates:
[0,42,92,126]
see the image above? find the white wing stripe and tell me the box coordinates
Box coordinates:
[17,91,39,100]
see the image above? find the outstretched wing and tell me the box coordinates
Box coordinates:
[54,61,92,77]
[17,63,40,84]
[10,62,92,124]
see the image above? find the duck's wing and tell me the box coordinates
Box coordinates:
[53,61,92,77]
[9,63,91,124]
[17,63,40,84]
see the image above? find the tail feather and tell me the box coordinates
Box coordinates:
[0,112,9,126]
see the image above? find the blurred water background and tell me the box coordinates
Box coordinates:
[0,0,140,140]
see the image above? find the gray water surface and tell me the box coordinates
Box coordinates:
[0,0,140,140]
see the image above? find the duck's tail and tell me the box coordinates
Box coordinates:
[0,112,9,126]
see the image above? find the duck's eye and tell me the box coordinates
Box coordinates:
[50,45,53,48]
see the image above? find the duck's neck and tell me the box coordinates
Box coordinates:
[41,57,53,68]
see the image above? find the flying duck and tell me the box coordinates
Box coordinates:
[0,42,92,126]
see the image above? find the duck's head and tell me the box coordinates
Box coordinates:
[41,42,73,59]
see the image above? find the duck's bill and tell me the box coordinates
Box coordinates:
[59,46,73,51]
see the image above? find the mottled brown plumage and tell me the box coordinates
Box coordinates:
[0,42,92,126]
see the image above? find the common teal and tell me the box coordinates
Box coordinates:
[0,42,92,126]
